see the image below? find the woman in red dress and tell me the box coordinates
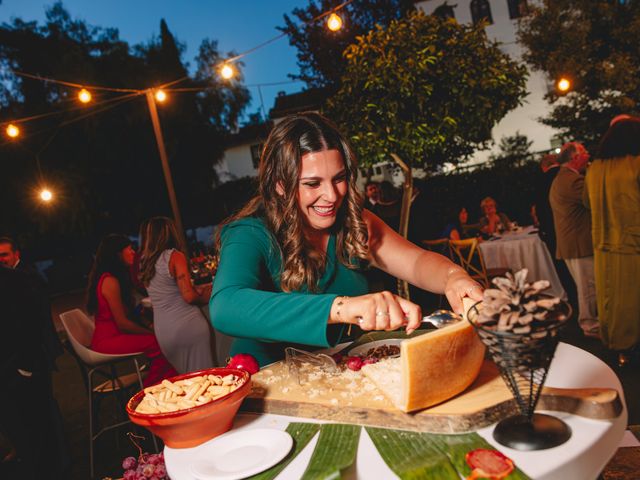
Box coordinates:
[86,234,176,386]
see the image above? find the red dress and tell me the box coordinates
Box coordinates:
[91,273,177,386]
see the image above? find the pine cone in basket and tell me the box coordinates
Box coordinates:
[477,269,566,334]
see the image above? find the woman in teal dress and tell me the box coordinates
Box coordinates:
[210,113,483,366]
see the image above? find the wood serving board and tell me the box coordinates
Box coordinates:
[240,359,622,433]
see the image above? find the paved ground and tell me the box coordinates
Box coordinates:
[0,289,638,479]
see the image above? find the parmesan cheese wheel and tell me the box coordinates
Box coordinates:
[362,298,485,412]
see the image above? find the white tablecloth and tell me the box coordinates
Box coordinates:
[478,227,567,299]
[165,342,628,480]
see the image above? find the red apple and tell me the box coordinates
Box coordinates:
[227,353,260,375]
[345,356,363,371]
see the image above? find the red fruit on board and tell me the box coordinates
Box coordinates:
[362,357,379,366]
[465,449,514,480]
[345,356,363,371]
[227,353,260,375]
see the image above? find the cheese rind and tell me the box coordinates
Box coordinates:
[362,301,485,412]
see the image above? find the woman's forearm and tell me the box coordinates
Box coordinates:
[411,250,466,294]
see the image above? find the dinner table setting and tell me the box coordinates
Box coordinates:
[124,283,636,480]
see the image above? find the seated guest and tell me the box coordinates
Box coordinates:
[87,234,177,386]
[139,217,214,373]
[479,196,512,235]
[363,180,380,210]
[372,181,402,232]
[441,207,471,240]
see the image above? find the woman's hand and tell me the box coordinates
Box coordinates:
[330,291,422,334]
[444,269,484,315]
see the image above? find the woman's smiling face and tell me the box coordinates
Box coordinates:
[296,149,348,233]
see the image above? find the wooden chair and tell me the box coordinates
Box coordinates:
[449,238,510,288]
[421,238,453,260]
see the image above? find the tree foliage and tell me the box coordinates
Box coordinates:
[518,0,640,146]
[488,132,533,168]
[327,11,528,171]
[280,0,416,91]
[0,2,250,255]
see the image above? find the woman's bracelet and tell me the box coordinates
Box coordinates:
[335,296,349,319]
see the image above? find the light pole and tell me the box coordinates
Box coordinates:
[145,89,188,249]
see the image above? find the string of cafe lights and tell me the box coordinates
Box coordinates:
[0,0,353,206]
[1,0,353,142]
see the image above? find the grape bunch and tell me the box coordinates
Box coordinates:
[122,452,168,480]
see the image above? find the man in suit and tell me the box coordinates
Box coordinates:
[0,265,68,479]
[549,143,599,338]
[363,180,380,211]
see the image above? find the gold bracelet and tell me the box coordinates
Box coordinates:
[336,296,349,319]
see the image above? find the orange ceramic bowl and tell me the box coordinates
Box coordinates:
[126,367,251,449]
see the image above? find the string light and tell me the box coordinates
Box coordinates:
[220,63,235,80]
[327,13,343,31]
[6,123,20,138]
[39,188,53,202]
[557,77,571,93]
[155,89,167,102]
[78,88,92,103]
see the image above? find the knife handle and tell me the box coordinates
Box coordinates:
[539,387,623,419]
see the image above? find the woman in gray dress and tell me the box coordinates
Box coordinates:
[139,217,214,373]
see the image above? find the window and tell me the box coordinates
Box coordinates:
[250,143,264,169]
[433,2,456,20]
[470,0,493,25]
[507,0,529,19]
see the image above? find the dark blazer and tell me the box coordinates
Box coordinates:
[536,164,560,251]
[549,167,593,259]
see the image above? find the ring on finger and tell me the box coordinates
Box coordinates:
[375,310,390,318]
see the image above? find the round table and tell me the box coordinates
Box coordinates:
[164,342,627,480]
[478,227,567,299]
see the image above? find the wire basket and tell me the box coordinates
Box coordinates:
[468,299,573,450]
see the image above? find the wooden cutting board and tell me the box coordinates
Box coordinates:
[240,359,622,433]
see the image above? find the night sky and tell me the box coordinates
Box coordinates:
[0,0,307,120]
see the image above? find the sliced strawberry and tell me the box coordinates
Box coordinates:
[465,448,514,480]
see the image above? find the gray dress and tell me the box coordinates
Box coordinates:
[148,249,214,373]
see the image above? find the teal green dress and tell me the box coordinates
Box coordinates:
[210,217,369,366]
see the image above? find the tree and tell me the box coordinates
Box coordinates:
[280,0,416,91]
[327,10,528,171]
[488,132,533,168]
[518,0,640,146]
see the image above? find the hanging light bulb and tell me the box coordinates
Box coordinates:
[78,88,92,103]
[557,77,571,93]
[220,63,235,80]
[327,12,343,31]
[6,123,20,138]
[155,89,167,102]
[40,188,53,202]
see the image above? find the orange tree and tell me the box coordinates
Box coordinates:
[327,10,528,171]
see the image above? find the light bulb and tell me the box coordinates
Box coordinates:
[40,189,53,202]
[557,78,571,92]
[6,124,20,138]
[327,13,343,31]
[78,88,92,103]
[220,64,234,80]
[155,89,167,102]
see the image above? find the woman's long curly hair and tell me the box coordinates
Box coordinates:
[139,216,187,286]
[217,112,370,292]
[86,234,134,314]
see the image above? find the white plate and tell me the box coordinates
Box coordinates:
[189,428,293,480]
[348,338,404,357]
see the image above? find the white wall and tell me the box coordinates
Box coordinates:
[416,0,557,163]
[215,144,258,183]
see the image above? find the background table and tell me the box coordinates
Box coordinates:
[165,342,628,480]
[479,227,567,299]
